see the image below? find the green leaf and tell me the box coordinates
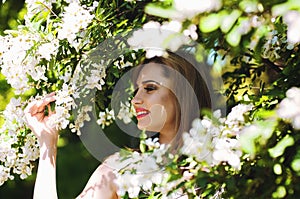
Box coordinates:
[199,13,221,33]
[272,186,287,198]
[226,26,241,47]
[139,130,147,153]
[220,10,242,33]
[272,0,300,16]
[253,109,276,119]
[291,158,300,172]
[240,120,277,156]
[145,3,178,19]
[269,135,294,158]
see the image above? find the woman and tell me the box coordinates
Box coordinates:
[24,51,212,199]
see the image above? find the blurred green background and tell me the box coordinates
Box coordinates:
[0,1,102,198]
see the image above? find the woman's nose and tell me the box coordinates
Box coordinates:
[131,90,143,105]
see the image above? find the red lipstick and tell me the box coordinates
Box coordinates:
[135,108,149,119]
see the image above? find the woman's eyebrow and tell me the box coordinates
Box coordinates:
[141,80,161,85]
[134,80,162,89]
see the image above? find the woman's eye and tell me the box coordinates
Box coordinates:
[144,85,157,92]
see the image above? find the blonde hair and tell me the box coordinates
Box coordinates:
[134,51,212,150]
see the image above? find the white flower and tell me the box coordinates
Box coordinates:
[0,165,14,186]
[57,1,95,48]
[86,69,106,90]
[283,11,300,44]
[226,104,253,124]
[181,117,217,165]
[70,105,92,135]
[144,137,160,149]
[59,66,73,83]
[183,24,198,40]
[37,40,59,61]
[212,138,242,169]
[117,101,134,124]
[115,171,141,198]
[28,65,48,82]
[277,87,300,129]
[128,21,192,58]
[114,55,133,69]
[225,104,253,134]
[3,98,25,125]
[173,0,222,20]
[97,108,115,128]
[44,84,77,130]
[0,29,52,94]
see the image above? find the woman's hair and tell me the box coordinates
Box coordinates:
[133,51,212,150]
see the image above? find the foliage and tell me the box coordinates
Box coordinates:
[0,0,300,198]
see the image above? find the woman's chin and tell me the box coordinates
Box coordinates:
[137,123,163,133]
[137,123,148,131]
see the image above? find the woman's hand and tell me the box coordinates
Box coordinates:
[24,92,58,148]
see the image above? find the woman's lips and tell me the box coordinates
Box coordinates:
[135,108,150,119]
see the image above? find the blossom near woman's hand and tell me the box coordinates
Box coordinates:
[24,92,59,148]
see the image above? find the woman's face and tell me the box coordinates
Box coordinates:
[131,63,178,133]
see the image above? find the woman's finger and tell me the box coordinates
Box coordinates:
[47,104,53,115]
[36,112,45,121]
[29,94,56,115]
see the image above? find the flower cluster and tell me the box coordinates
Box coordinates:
[0,98,39,185]
[127,21,197,58]
[0,0,99,184]
[0,31,52,94]
[96,101,136,128]
[112,104,254,198]
[172,0,222,21]
[283,10,300,44]
[181,104,253,170]
[108,137,173,198]
[57,1,98,49]
[277,87,300,129]
[117,101,135,124]
[97,108,115,128]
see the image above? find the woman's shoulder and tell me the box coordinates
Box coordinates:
[102,151,127,172]
[77,152,120,199]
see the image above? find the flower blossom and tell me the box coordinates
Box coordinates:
[127,21,192,58]
[114,55,134,69]
[97,108,115,128]
[2,98,25,130]
[117,101,134,124]
[0,32,44,94]
[212,138,242,169]
[181,117,217,165]
[277,87,300,129]
[85,65,106,90]
[0,28,58,94]
[110,138,171,197]
[182,105,251,169]
[225,103,253,134]
[57,1,97,48]
[37,40,59,61]
[173,0,222,21]
[0,98,39,185]
[69,105,92,135]
[47,83,77,130]
[283,11,300,44]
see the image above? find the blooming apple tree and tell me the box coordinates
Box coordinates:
[1,0,300,198]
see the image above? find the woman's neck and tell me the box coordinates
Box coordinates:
[158,127,177,145]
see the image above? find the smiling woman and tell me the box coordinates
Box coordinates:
[132,52,212,150]
[132,63,178,144]
[24,50,212,199]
